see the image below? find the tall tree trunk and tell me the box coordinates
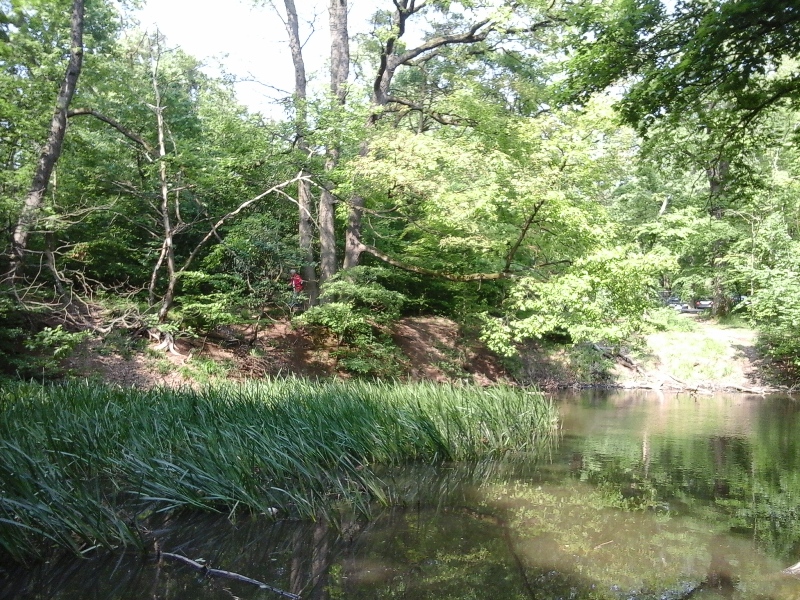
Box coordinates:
[154,106,177,324]
[282,0,319,304]
[706,159,729,219]
[318,0,350,284]
[342,143,367,269]
[152,60,177,324]
[342,195,365,269]
[8,0,84,282]
[329,0,349,105]
[318,184,338,283]
[706,157,730,314]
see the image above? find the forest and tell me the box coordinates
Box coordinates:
[7,0,800,585]
[1,0,800,380]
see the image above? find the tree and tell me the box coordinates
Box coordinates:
[288,1,320,306]
[565,0,800,134]
[39,29,304,331]
[342,0,560,269]
[316,0,350,284]
[7,0,85,282]
[346,93,669,351]
[269,0,320,305]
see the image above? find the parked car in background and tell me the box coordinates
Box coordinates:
[666,296,682,307]
[666,297,690,311]
[695,299,713,309]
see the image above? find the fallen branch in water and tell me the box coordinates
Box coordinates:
[158,551,300,599]
[782,560,800,576]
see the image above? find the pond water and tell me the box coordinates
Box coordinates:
[4,390,800,600]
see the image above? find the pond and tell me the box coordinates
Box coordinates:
[4,390,800,599]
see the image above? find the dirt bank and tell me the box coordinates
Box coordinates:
[64,314,785,394]
[616,316,765,392]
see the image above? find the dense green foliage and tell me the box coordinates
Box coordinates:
[0,379,556,563]
[1,0,800,373]
[565,0,800,133]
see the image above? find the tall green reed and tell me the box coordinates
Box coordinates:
[0,379,557,563]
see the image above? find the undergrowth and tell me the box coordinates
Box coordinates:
[0,378,557,564]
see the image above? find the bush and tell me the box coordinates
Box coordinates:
[0,295,91,379]
[296,267,409,377]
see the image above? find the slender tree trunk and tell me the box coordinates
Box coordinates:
[144,43,178,324]
[318,0,350,284]
[8,0,84,281]
[706,157,730,314]
[298,179,318,303]
[342,143,367,269]
[282,0,319,304]
[154,104,177,324]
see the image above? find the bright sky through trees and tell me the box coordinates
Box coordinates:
[133,0,373,117]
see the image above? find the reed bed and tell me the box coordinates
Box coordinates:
[0,378,557,563]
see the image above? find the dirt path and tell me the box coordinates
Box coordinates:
[613,315,774,393]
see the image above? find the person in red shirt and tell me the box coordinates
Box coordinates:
[289,269,304,307]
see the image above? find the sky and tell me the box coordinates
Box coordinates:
[133,0,373,118]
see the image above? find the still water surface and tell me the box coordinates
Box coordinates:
[5,390,800,599]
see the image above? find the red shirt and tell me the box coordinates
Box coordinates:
[290,273,304,292]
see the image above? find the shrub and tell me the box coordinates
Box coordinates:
[296,267,409,377]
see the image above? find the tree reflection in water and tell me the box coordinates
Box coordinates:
[6,392,800,599]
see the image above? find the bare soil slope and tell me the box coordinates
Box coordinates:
[65,314,777,393]
[611,315,774,393]
[65,316,509,388]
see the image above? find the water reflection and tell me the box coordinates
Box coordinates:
[5,391,800,599]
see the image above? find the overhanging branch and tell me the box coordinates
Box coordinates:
[361,244,512,282]
[68,107,154,158]
[180,174,307,272]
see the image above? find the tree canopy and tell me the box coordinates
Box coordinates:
[2,0,800,379]
[565,0,800,133]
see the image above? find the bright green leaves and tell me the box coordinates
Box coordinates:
[340,79,664,353]
[350,95,632,277]
[564,0,800,132]
[481,246,675,355]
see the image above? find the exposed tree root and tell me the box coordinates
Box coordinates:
[151,331,185,357]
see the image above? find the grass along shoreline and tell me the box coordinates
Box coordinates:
[0,378,557,564]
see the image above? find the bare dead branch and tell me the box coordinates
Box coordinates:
[179,174,308,273]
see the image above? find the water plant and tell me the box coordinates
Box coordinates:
[0,379,557,564]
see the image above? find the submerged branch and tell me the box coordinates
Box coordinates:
[159,551,300,599]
